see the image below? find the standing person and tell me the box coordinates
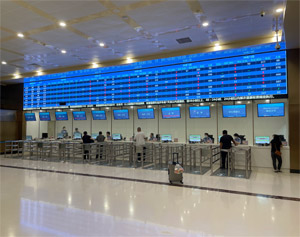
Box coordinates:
[61,126,68,138]
[96,131,105,159]
[149,133,155,141]
[270,134,283,172]
[134,127,146,162]
[106,131,112,140]
[203,133,212,143]
[220,130,237,169]
[82,131,94,160]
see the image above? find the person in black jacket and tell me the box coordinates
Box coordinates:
[270,134,282,172]
[82,131,94,160]
[220,130,237,169]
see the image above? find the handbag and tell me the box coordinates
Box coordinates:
[275,150,282,156]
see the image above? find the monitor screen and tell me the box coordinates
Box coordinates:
[161,107,181,119]
[255,136,270,144]
[73,132,82,139]
[257,103,285,117]
[55,112,68,121]
[223,105,247,118]
[73,111,86,120]
[219,136,222,142]
[91,133,98,139]
[26,135,32,140]
[189,106,210,118]
[39,112,51,121]
[189,135,201,142]
[113,109,129,120]
[92,110,106,120]
[24,113,36,121]
[161,134,172,141]
[137,108,155,119]
[57,133,63,139]
[112,133,121,140]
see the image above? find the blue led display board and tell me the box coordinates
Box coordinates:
[257,103,284,117]
[189,106,210,118]
[137,108,155,119]
[223,105,247,118]
[161,107,181,119]
[23,43,287,109]
[92,110,106,120]
[39,112,51,121]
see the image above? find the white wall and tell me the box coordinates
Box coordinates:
[25,99,289,144]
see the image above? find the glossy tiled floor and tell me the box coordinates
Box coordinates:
[1,157,299,236]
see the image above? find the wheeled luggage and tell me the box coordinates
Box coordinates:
[168,152,183,184]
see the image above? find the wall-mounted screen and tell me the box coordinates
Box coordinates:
[23,42,287,110]
[39,112,51,121]
[223,105,246,118]
[137,108,155,119]
[55,112,68,121]
[73,111,86,120]
[92,110,106,120]
[113,109,129,120]
[189,135,201,142]
[189,106,210,118]
[24,113,36,121]
[257,103,285,117]
[255,136,270,144]
[161,107,181,119]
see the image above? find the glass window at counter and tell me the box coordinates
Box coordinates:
[113,109,129,120]
[55,111,68,121]
[137,108,155,119]
[23,42,287,109]
[222,105,247,118]
[39,112,51,121]
[189,106,210,118]
[92,110,106,120]
[161,107,181,119]
[24,113,36,121]
[73,111,86,120]
[257,103,284,117]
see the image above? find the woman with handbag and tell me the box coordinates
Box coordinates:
[270,134,283,172]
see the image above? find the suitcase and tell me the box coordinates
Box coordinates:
[168,152,183,184]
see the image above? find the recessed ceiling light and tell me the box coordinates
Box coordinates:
[200,103,204,106]
[17,33,24,38]
[105,107,109,110]
[237,101,242,104]
[178,104,182,107]
[2,61,7,65]
[276,8,283,13]
[202,22,209,27]
[99,42,105,47]
[13,73,21,78]
[61,50,67,54]
[126,57,133,63]
[214,43,220,46]
[92,62,98,68]
[36,70,43,75]
[59,21,67,27]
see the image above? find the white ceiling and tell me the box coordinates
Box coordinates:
[0,0,286,81]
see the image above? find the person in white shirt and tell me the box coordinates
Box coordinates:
[134,127,146,162]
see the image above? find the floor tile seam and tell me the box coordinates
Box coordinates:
[1,164,300,202]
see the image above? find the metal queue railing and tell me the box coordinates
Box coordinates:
[3,140,250,178]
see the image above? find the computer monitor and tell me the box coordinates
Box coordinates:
[189,106,210,118]
[161,107,181,119]
[223,105,247,118]
[189,135,201,142]
[57,133,63,139]
[112,133,121,140]
[219,136,222,142]
[92,133,98,139]
[257,103,285,117]
[255,136,270,144]
[42,133,48,139]
[26,135,32,140]
[73,111,86,120]
[137,108,155,119]
[161,134,172,142]
[113,110,129,120]
[55,112,68,121]
[39,112,51,121]
[92,110,106,120]
[73,132,82,139]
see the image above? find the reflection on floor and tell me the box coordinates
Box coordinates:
[0,157,299,236]
[212,168,252,178]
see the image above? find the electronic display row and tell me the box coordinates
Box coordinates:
[23,43,287,109]
[24,102,285,121]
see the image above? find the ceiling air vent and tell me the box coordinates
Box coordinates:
[176,37,192,44]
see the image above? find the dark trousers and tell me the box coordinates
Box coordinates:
[271,152,282,170]
[83,150,89,160]
[138,147,146,161]
[221,151,228,168]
